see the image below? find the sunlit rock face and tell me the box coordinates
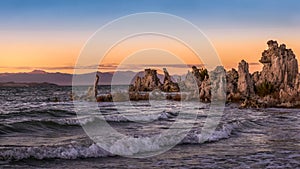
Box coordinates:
[257,40,298,89]
[112,40,300,107]
[130,69,162,92]
[209,66,227,101]
[249,40,300,106]
[130,68,179,92]
[237,60,254,98]
[226,68,240,101]
[162,68,180,92]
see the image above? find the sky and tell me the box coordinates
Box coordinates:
[1,0,300,74]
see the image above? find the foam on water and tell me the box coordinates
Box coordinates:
[0,122,239,161]
[0,143,111,162]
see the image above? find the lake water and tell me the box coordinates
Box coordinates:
[0,86,299,168]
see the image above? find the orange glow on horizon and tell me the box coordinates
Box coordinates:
[1,29,300,74]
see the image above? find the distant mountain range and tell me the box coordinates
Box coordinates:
[0,70,179,86]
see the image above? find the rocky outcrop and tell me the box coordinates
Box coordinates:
[130,69,162,92]
[252,40,300,107]
[199,76,210,102]
[258,40,298,89]
[208,66,226,101]
[129,68,180,93]
[226,68,240,101]
[238,60,254,98]
[162,68,180,92]
[91,40,300,108]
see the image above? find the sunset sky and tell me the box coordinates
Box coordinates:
[1,0,300,74]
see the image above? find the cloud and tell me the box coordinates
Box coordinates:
[248,62,260,66]
[0,63,205,71]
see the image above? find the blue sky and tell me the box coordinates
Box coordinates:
[1,0,300,31]
[1,0,300,74]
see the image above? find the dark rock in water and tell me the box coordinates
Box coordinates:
[96,94,113,102]
[129,92,149,101]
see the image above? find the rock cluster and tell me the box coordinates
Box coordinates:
[240,40,300,107]
[226,68,239,101]
[257,40,298,89]
[130,69,162,92]
[129,68,179,93]
[92,40,300,108]
[162,68,180,92]
[237,60,254,98]
[178,40,299,107]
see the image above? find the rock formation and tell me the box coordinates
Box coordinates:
[238,60,254,98]
[226,68,239,101]
[130,69,162,92]
[199,76,210,102]
[130,68,180,93]
[209,66,226,101]
[257,40,298,89]
[162,68,180,92]
[92,40,300,108]
[252,40,299,107]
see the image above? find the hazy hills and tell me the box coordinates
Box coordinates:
[0,70,169,86]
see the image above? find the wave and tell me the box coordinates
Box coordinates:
[0,111,179,134]
[0,121,241,162]
[0,143,112,162]
[181,120,240,144]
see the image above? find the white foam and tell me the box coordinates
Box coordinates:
[182,121,240,144]
[1,121,240,161]
[0,143,111,161]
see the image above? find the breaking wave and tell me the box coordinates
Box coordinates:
[0,121,241,162]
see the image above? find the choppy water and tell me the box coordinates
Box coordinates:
[0,86,299,168]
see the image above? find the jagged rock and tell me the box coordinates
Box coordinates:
[226,68,239,101]
[162,68,180,92]
[131,76,142,92]
[295,74,300,92]
[142,69,162,91]
[238,60,254,98]
[130,69,162,92]
[199,76,211,102]
[192,66,209,84]
[182,70,198,91]
[84,74,100,101]
[258,40,298,89]
[252,71,260,87]
[129,68,180,93]
[253,40,300,107]
[91,40,300,107]
[209,66,226,101]
[191,66,202,86]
